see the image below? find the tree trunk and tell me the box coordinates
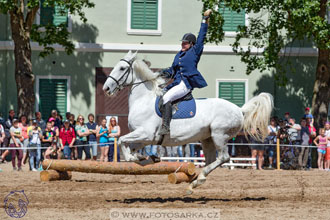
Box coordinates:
[10,11,35,119]
[312,49,330,128]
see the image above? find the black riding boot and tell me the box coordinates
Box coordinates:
[159,102,172,135]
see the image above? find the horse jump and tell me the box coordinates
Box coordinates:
[40,159,196,183]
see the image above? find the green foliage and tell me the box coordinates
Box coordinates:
[0,0,95,57]
[202,0,330,84]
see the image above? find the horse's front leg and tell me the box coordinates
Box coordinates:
[118,128,151,162]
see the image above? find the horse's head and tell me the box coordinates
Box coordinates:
[103,50,137,96]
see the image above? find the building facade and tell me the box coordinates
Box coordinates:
[0,0,320,133]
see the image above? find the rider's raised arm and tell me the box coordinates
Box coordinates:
[193,22,208,56]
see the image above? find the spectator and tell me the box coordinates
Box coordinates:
[59,120,76,160]
[0,122,5,149]
[51,110,62,128]
[69,113,76,127]
[1,109,15,163]
[75,115,91,160]
[298,118,310,170]
[284,112,291,123]
[250,134,265,170]
[28,120,42,171]
[324,122,330,170]
[306,115,316,169]
[287,118,301,161]
[96,119,109,162]
[266,117,279,168]
[144,145,158,157]
[10,119,23,171]
[43,122,59,159]
[108,117,120,162]
[65,112,71,120]
[35,112,46,131]
[303,107,313,119]
[18,115,29,168]
[313,128,328,170]
[86,114,98,160]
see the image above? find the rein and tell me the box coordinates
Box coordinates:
[107,58,159,93]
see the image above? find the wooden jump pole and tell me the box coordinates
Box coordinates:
[114,138,117,162]
[276,137,280,170]
[40,170,72,181]
[42,159,196,175]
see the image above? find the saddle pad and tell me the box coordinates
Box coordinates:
[155,97,196,119]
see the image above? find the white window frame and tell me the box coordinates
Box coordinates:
[35,75,71,113]
[127,0,162,35]
[216,79,249,104]
[35,5,72,32]
[215,5,249,38]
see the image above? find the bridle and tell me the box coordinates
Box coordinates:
[107,58,161,93]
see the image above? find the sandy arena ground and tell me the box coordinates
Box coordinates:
[1,162,330,220]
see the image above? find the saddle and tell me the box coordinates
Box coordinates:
[155,92,196,119]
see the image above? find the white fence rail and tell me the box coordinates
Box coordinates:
[160,157,256,170]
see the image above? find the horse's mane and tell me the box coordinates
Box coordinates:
[133,59,165,96]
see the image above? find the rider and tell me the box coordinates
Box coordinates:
[159,9,212,135]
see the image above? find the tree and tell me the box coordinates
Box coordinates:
[0,0,94,118]
[202,0,330,127]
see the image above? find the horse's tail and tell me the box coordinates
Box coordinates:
[240,93,273,141]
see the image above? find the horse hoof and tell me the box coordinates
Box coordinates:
[196,178,206,186]
[186,189,194,195]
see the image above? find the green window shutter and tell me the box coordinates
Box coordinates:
[39,79,67,118]
[219,82,245,107]
[131,0,158,30]
[40,0,68,26]
[219,3,245,31]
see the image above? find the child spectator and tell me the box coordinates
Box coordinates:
[10,119,23,171]
[86,114,98,160]
[28,120,43,171]
[108,117,121,162]
[43,122,59,159]
[298,118,310,170]
[18,115,29,168]
[96,119,109,162]
[75,115,91,160]
[324,122,330,170]
[59,120,76,160]
[313,128,328,170]
[303,107,313,119]
[266,117,279,168]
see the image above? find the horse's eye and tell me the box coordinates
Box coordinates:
[120,67,125,71]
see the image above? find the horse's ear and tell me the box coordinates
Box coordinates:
[131,51,138,60]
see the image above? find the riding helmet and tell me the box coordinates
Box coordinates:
[181,33,196,45]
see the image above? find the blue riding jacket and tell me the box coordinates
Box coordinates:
[166,23,208,91]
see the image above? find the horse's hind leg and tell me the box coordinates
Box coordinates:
[186,134,230,195]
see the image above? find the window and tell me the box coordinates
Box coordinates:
[217,81,247,107]
[36,0,72,31]
[218,3,246,33]
[36,76,71,118]
[127,0,162,35]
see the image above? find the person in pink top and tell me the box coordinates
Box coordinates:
[324,122,330,170]
[313,128,328,170]
[18,115,29,168]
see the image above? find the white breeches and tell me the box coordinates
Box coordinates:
[163,80,191,104]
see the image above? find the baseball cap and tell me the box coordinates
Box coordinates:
[306,114,313,119]
[285,112,290,115]
[12,118,19,123]
[48,117,56,122]
[305,107,310,111]
[64,119,70,124]
[32,119,37,124]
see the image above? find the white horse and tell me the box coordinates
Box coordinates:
[103,51,273,194]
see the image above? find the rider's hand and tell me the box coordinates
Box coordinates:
[204,9,212,17]
[160,68,172,78]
